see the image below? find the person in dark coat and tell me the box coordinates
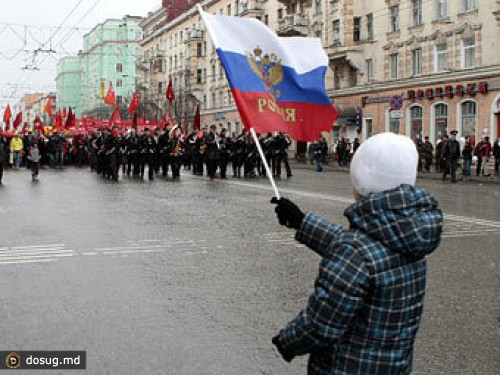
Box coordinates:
[494,138,500,172]
[204,124,219,179]
[271,133,443,374]
[441,130,461,182]
[218,128,231,179]
[462,136,473,177]
[0,136,6,184]
[274,132,292,178]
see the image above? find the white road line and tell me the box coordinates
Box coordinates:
[99,249,167,255]
[82,252,97,256]
[0,259,57,265]
[0,254,74,261]
[444,214,500,227]
[10,244,66,250]
[94,245,173,251]
[0,250,74,257]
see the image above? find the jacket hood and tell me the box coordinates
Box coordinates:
[345,184,443,259]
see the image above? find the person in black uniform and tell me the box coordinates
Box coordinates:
[441,129,461,183]
[232,130,246,178]
[218,128,231,179]
[126,128,139,177]
[204,124,219,179]
[183,132,194,170]
[193,128,206,176]
[140,129,157,180]
[261,133,275,177]
[158,127,170,177]
[274,132,293,178]
[105,128,120,181]
[168,126,182,179]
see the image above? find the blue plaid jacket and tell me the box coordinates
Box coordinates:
[275,185,443,374]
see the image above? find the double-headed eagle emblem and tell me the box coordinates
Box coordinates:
[246,46,284,99]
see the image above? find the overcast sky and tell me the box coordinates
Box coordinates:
[0,0,160,111]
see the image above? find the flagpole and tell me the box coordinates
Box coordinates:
[250,127,280,200]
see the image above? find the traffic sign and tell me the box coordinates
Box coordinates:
[390,95,404,110]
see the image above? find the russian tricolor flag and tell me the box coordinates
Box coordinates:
[199,8,338,142]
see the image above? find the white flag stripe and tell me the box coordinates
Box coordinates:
[199,10,327,74]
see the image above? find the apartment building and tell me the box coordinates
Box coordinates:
[140,0,500,149]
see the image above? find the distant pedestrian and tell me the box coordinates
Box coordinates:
[0,136,6,184]
[271,132,443,374]
[27,143,41,180]
[10,133,23,169]
[462,136,473,177]
[422,136,433,173]
[475,136,492,177]
[494,138,500,172]
[313,141,323,172]
[441,130,461,182]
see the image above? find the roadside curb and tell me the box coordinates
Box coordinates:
[289,162,500,185]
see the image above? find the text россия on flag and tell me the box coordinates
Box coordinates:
[199,9,338,142]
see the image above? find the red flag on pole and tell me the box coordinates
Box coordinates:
[104,82,116,107]
[110,107,121,123]
[45,98,53,117]
[34,115,43,133]
[63,107,67,119]
[128,91,139,114]
[166,77,175,104]
[65,107,75,129]
[166,111,175,128]
[3,104,12,126]
[193,104,200,131]
[13,111,22,129]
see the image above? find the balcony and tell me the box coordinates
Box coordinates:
[185,29,204,43]
[277,15,309,36]
[135,58,150,71]
[276,0,312,6]
[238,1,265,17]
[325,43,365,72]
[154,49,166,58]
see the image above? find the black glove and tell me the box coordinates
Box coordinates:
[270,197,304,230]
[272,334,294,363]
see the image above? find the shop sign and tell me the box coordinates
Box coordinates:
[213,113,226,120]
[390,110,403,119]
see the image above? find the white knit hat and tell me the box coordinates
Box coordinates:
[350,132,418,196]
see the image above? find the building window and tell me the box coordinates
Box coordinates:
[227,90,232,104]
[366,59,373,83]
[197,42,203,57]
[158,82,163,95]
[315,0,322,15]
[435,43,448,72]
[411,0,423,27]
[264,15,269,25]
[354,17,362,42]
[365,118,373,139]
[212,93,216,108]
[211,65,216,81]
[197,69,203,84]
[332,20,341,44]
[203,95,206,110]
[390,6,400,32]
[219,64,224,80]
[277,8,283,19]
[390,118,400,134]
[135,31,142,40]
[117,32,123,40]
[117,95,122,105]
[461,101,477,141]
[434,103,448,140]
[410,106,423,140]
[219,91,224,107]
[366,13,373,40]
[116,63,123,73]
[334,66,341,89]
[390,54,398,79]
[462,0,476,13]
[412,49,422,76]
[349,66,357,87]
[435,0,447,19]
[116,79,123,88]
[462,37,475,68]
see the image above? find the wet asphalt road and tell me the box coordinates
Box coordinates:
[0,167,498,374]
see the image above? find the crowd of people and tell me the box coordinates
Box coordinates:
[1,125,499,185]
[0,125,295,184]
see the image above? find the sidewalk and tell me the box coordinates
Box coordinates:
[289,160,500,184]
